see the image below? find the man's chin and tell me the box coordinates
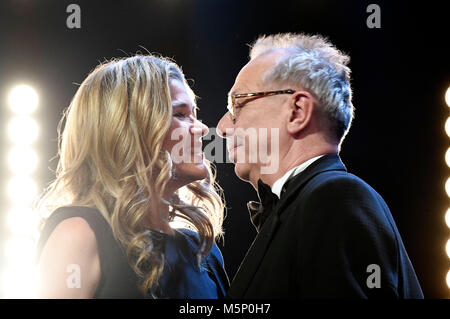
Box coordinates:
[234,162,251,183]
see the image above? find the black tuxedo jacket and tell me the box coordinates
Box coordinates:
[227,154,423,298]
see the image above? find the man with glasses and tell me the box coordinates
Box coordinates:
[217,33,423,298]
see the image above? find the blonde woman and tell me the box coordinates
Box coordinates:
[35,55,228,298]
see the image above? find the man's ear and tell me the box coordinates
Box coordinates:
[286,91,315,135]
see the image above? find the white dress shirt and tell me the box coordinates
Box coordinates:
[271,155,325,198]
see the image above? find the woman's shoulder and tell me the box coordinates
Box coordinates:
[37,206,111,260]
[47,206,109,227]
[38,215,99,261]
[36,209,102,298]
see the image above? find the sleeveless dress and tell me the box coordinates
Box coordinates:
[36,206,229,298]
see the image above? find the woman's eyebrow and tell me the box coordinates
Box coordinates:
[172,101,198,115]
[172,101,189,108]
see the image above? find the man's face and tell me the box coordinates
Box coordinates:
[217,52,290,184]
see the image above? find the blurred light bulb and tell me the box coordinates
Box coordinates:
[7,176,38,204]
[446,208,450,229]
[445,177,450,198]
[446,117,450,138]
[1,265,37,298]
[8,85,38,115]
[7,116,39,145]
[7,207,40,237]
[447,269,450,289]
[446,148,450,168]
[8,146,38,175]
[447,239,450,259]
[4,238,36,265]
[446,86,450,108]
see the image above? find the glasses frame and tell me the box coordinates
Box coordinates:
[227,89,296,122]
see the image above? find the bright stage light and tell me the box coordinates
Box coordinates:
[445,178,450,198]
[4,238,36,265]
[7,207,40,237]
[446,148,450,168]
[7,176,38,204]
[446,208,450,229]
[8,146,38,175]
[8,85,38,115]
[447,269,450,289]
[7,116,39,145]
[446,117,450,138]
[3,83,40,299]
[1,265,37,298]
[447,239,450,259]
[446,86,450,108]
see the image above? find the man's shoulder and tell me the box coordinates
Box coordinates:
[284,169,391,226]
[297,169,399,236]
[298,169,378,198]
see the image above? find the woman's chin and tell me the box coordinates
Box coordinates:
[173,162,208,184]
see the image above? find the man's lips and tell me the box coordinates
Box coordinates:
[227,137,244,153]
[228,145,242,154]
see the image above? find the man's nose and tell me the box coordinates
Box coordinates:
[217,112,233,138]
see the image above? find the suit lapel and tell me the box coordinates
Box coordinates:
[277,154,347,213]
[227,154,347,298]
[227,209,280,298]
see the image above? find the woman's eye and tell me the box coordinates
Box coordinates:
[173,112,186,118]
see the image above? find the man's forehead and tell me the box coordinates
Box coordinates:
[229,62,266,94]
[230,50,287,94]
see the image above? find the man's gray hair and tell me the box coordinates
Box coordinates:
[250,33,354,144]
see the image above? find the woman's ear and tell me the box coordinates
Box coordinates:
[286,91,315,135]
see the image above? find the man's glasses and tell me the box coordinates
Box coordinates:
[227,89,295,122]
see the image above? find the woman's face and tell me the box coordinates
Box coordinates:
[163,79,209,188]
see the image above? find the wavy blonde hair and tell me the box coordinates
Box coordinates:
[38,55,225,297]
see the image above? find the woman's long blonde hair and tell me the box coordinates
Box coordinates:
[38,55,225,297]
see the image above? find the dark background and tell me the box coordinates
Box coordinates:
[0,0,448,298]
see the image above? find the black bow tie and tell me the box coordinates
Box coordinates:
[247,179,280,232]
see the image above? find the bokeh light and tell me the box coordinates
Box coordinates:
[445,177,450,198]
[8,146,38,175]
[446,148,450,168]
[7,176,38,204]
[447,238,450,259]
[7,116,39,145]
[446,86,450,108]
[1,265,37,298]
[447,269,450,289]
[8,85,38,115]
[7,207,40,238]
[446,208,450,229]
[4,238,36,268]
[445,117,450,138]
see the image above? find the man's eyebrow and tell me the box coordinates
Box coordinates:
[229,85,251,95]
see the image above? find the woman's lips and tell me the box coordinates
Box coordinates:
[192,151,204,163]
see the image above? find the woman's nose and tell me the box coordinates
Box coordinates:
[191,119,209,137]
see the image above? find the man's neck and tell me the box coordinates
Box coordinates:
[251,145,338,189]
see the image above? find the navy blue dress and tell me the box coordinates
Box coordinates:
[36,206,229,299]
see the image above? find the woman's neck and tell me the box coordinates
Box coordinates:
[144,198,175,235]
